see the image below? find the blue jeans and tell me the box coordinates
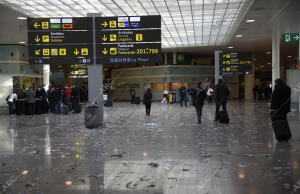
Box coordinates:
[54,101,62,113]
[8,101,14,115]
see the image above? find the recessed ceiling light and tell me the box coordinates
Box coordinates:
[246,19,255,23]
[267,63,271,65]
[58,65,62,67]
[228,46,234,49]
[235,34,243,38]
[18,41,26,44]
[254,59,257,61]
[261,66,264,68]
[17,17,27,20]
[288,56,292,58]
[266,52,271,55]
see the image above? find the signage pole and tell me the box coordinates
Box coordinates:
[214,51,222,85]
[87,13,103,125]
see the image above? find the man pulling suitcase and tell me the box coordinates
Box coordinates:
[270,79,292,142]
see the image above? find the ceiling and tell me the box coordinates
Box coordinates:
[0,0,299,55]
[0,0,253,48]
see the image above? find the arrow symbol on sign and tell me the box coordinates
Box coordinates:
[35,49,41,55]
[102,48,108,55]
[295,35,299,41]
[101,22,108,28]
[35,35,40,42]
[34,22,40,29]
[102,35,108,41]
[74,48,80,55]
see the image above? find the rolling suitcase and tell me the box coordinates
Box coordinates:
[133,96,140,104]
[272,119,291,141]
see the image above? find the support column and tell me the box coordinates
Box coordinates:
[43,64,50,89]
[272,25,280,89]
[214,51,222,85]
[173,52,177,65]
[244,53,255,100]
[164,53,168,64]
[88,13,103,125]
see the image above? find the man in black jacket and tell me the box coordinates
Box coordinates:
[71,85,81,113]
[270,79,291,120]
[214,79,230,121]
[193,82,207,124]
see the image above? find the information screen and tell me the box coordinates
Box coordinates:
[220,52,252,75]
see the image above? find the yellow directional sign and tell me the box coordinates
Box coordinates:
[35,35,40,43]
[35,49,41,55]
[51,49,58,56]
[43,49,50,56]
[102,35,108,41]
[42,22,49,29]
[110,34,117,42]
[59,48,66,56]
[109,21,116,28]
[136,34,143,41]
[101,21,108,28]
[226,67,231,71]
[102,48,108,55]
[118,23,124,28]
[74,48,80,56]
[110,47,117,55]
[81,48,88,56]
[226,61,230,65]
[34,22,40,29]
[42,35,49,43]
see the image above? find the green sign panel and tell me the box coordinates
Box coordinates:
[283,33,299,42]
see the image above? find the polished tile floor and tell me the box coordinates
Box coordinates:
[0,101,300,194]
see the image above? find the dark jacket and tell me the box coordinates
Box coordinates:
[143,91,152,105]
[192,87,206,107]
[71,87,80,98]
[215,84,230,104]
[179,86,187,98]
[270,83,291,114]
[26,90,36,104]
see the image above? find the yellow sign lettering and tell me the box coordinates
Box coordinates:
[51,49,58,56]
[35,49,41,55]
[42,35,49,43]
[43,49,50,56]
[110,48,117,55]
[118,23,124,28]
[81,48,88,56]
[136,34,143,41]
[35,35,40,43]
[74,48,79,55]
[109,21,116,28]
[34,22,40,29]
[102,48,108,55]
[42,22,49,29]
[59,48,66,56]
[110,34,117,42]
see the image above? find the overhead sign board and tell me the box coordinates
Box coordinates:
[282,33,299,42]
[220,52,252,75]
[95,16,161,29]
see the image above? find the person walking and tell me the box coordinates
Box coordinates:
[193,82,207,124]
[207,86,214,104]
[214,79,230,121]
[161,89,169,104]
[7,92,17,115]
[179,84,187,107]
[143,88,152,116]
[130,88,136,104]
[71,85,81,113]
[270,79,292,142]
[26,86,36,115]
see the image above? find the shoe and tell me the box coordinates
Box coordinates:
[198,121,201,124]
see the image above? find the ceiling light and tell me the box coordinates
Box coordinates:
[254,59,257,61]
[267,63,271,65]
[18,42,26,44]
[266,52,271,55]
[288,56,292,58]
[65,181,72,186]
[58,65,62,68]
[246,19,255,23]
[17,16,27,20]
[235,34,243,38]
[228,46,234,49]
[260,66,264,68]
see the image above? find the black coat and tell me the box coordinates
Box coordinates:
[143,91,152,105]
[270,83,291,114]
[71,87,80,98]
[215,84,230,104]
[192,87,206,107]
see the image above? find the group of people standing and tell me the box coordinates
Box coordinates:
[253,84,272,101]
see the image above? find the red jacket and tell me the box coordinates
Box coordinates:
[65,87,71,98]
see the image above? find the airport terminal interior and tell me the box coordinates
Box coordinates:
[0,0,300,193]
